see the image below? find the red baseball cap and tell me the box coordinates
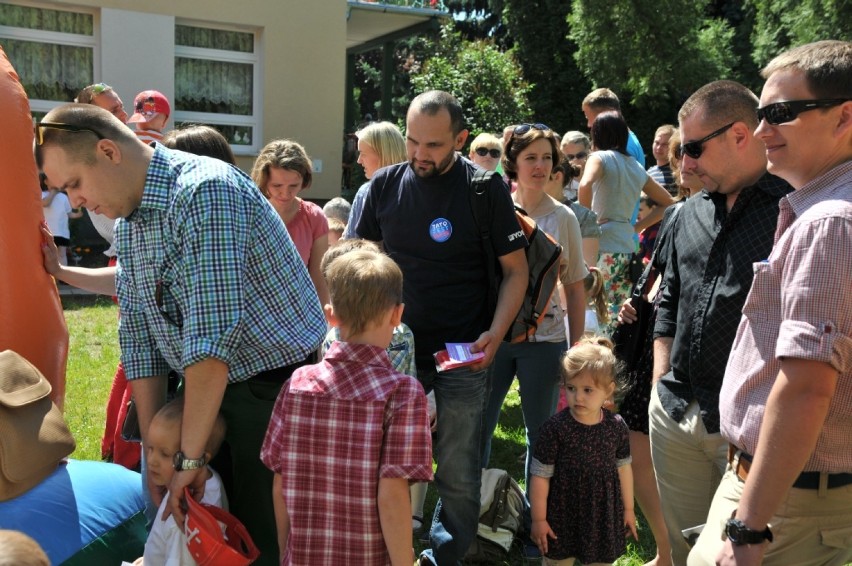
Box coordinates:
[184,488,260,566]
[127,90,170,123]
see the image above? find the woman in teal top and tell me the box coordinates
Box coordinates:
[578,112,674,334]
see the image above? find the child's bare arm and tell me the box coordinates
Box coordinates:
[529,475,557,554]
[272,473,290,561]
[377,477,413,566]
[617,463,638,540]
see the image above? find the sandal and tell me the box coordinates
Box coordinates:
[412,515,424,531]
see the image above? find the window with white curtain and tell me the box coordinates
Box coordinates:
[174,23,260,155]
[0,3,97,120]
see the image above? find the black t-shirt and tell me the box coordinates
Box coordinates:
[356,158,525,367]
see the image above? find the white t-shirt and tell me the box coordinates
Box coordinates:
[515,194,589,343]
[144,469,226,566]
[41,190,73,239]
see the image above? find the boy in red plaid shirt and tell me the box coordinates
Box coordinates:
[261,249,433,565]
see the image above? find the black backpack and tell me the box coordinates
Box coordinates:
[470,169,563,343]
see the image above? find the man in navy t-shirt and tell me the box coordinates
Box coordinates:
[357,90,527,565]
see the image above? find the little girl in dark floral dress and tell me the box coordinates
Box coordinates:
[530,337,637,565]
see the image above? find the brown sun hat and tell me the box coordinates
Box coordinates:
[0,350,75,501]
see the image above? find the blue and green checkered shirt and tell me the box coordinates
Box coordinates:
[116,144,325,382]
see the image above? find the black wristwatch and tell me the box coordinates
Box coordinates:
[724,518,773,545]
[173,451,207,471]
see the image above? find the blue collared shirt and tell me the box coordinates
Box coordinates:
[116,144,325,382]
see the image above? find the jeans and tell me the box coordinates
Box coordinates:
[481,341,565,491]
[417,364,489,566]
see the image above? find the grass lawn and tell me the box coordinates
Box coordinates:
[61,295,657,565]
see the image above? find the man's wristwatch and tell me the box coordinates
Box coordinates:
[724,518,773,545]
[173,451,207,471]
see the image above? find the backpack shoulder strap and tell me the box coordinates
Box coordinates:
[470,168,497,236]
[470,168,500,312]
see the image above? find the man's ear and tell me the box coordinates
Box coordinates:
[730,121,752,149]
[833,101,852,140]
[454,129,469,151]
[97,139,122,164]
[324,304,340,328]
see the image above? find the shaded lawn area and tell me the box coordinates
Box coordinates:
[61,295,656,564]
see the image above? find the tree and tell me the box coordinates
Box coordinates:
[410,25,532,138]
[502,0,592,133]
[748,0,852,70]
[444,0,509,45]
[566,0,737,149]
[568,0,735,106]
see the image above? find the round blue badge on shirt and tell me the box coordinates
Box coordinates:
[429,218,453,242]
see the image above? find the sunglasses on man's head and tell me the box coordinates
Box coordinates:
[34,122,105,146]
[475,147,501,158]
[756,99,850,126]
[679,122,735,160]
[564,151,588,160]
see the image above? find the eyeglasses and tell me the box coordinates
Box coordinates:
[564,151,588,160]
[475,147,501,159]
[513,123,550,136]
[756,99,850,125]
[679,122,735,159]
[35,122,105,146]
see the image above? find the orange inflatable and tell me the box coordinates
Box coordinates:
[0,45,68,409]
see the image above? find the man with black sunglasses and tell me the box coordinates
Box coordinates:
[648,80,792,565]
[36,103,325,566]
[356,90,528,566]
[690,40,852,566]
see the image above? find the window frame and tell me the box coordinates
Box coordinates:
[173,20,262,156]
[0,1,99,117]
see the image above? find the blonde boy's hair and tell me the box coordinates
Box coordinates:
[320,238,381,278]
[560,336,622,391]
[0,530,49,566]
[327,217,346,240]
[470,133,502,152]
[154,397,227,458]
[326,249,402,335]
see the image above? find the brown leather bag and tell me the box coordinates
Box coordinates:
[0,350,75,501]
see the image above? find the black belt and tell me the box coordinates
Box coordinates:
[731,448,852,490]
[250,352,316,384]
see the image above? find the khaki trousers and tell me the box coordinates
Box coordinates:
[688,466,852,566]
[648,385,728,565]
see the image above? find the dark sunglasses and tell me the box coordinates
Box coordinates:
[507,123,551,155]
[513,123,550,136]
[35,121,106,146]
[756,99,850,126]
[679,122,734,160]
[475,147,501,158]
[564,151,588,160]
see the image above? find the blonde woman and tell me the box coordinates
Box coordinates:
[343,121,407,239]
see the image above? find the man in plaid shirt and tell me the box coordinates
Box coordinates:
[262,249,433,565]
[36,102,325,566]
